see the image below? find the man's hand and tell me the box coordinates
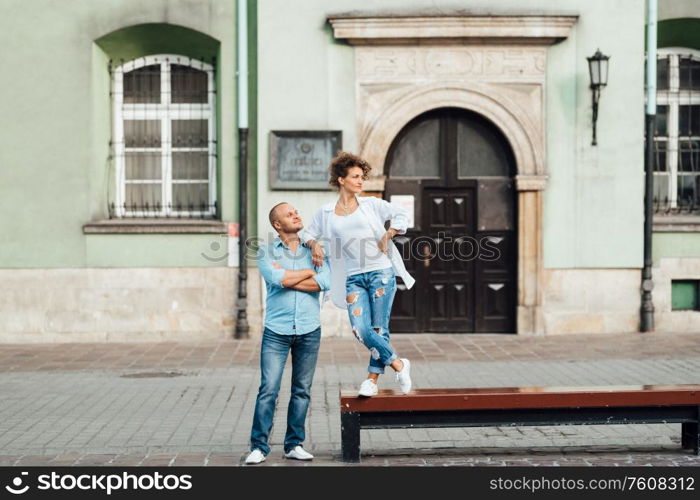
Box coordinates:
[271,261,282,269]
[309,240,325,267]
[378,228,398,255]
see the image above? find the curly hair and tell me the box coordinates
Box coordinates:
[328,151,372,189]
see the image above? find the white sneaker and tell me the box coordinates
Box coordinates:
[358,378,378,397]
[396,358,412,394]
[244,449,266,465]
[284,445,314,460]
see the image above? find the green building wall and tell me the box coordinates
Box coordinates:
[256,0,646,270]
[0,0,249,269]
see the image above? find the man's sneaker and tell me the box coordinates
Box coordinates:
[358,378,378,397]
[396,358,412,394]
[244,449,266,465]
[284,445,314,460]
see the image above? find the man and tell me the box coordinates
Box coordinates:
[245,202,331,465]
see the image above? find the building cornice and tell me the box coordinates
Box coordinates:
[328,15,578,45]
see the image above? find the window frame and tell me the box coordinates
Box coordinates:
[112,54,217,218]
[653,48,700,210]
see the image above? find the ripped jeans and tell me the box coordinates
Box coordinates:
[345,267,398,375]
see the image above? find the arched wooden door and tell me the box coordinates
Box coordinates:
[385,107,517,333]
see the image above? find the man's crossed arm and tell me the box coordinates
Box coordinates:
[273,264,321,292]
[257,244,329,293]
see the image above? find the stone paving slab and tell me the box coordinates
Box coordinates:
[0,332,699,466]
[1,332,698,372]
[1,447,698,467]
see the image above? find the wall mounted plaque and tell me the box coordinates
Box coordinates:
[269,130,342,190]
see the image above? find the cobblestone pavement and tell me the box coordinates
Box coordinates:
[0,332,699,466]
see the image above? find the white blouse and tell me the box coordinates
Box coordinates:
[301,195,416,308]
[329,208,393,276]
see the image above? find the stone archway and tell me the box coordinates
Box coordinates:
[360,84,542,182]
[328,15,577,334]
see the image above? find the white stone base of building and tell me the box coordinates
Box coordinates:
[0,268,257,343]
[654,258,700,332]
[4,265,695,342]
[541,269,641,335]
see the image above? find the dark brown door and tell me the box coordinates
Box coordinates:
[385,108,517,333]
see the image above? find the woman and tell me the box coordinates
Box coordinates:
[301,151,416,397]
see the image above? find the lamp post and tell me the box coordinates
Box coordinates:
[587,49,610,146]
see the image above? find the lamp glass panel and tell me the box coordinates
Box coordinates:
[600,58,609,85]
[589,59,601,86]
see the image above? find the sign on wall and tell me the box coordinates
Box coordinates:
[269,131,342,190]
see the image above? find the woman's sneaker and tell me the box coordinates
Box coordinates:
[358,379,378,397]
[396,358,412,394]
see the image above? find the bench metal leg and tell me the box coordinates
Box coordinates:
[682,407,700,455]
[341,412,360,462]
[681,422,696,450]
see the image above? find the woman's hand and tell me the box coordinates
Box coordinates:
[378,229,398,255]
[309,240,325,267]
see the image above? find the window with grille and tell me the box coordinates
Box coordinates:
[652,50,700,214]
[110,55,217,218]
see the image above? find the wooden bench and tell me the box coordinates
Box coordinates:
[339,384,700,462]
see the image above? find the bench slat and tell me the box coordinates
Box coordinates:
[340,384,700,412]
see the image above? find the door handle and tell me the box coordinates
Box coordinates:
[421,244,431,268]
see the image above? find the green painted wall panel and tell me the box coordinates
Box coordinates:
[543,36,578,268]
[89,45,113,222]
[85,234,229,267]
[671,280,698,310]
[653,232,700,265]
[658,18,700,49]
[96,24,219,62]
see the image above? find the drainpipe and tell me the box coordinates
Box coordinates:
[641,0,656,332]
[235,0,250,339]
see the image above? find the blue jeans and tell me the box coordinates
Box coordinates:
[345,267,398,375]
[250,327,321,455]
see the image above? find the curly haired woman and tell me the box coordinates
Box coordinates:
[301,151,416,397]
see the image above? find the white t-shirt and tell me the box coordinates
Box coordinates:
[329,209,392,276]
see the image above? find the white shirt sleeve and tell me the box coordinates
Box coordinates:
[372,197,408,235]
[300,208,324,245]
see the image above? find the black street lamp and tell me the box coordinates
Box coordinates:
[587,49,611,146]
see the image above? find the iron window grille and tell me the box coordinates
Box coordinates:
[651,49,700,214]
[109,55,217,218]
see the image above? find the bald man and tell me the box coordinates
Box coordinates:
[245,202,331,464]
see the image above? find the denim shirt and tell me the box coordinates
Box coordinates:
[257,237,331,335]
